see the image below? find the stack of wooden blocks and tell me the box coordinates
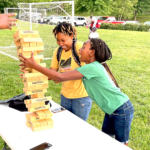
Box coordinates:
[13,30,54,132]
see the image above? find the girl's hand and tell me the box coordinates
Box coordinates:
[19,69,29,78]
[19,51,36,70]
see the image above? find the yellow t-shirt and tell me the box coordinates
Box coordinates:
[50,41,88,98]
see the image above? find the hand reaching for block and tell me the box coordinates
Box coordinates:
[19,51,36,70]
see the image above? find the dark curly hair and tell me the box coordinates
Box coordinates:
[53,22,77,38]
[90,38,119,87]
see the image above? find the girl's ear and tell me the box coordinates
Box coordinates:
[90,49,95,57]
[70,34,74,39]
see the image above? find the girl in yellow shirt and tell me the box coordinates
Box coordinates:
[47,22,92,121]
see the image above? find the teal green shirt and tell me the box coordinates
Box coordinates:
[76,61,128,115]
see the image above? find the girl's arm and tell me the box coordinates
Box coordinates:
[19,52,84,82]
[48,67,58,80]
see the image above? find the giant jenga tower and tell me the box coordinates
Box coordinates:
[13,30,54,132]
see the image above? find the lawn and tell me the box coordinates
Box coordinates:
[0,25,150,150]
[134,14,150,23]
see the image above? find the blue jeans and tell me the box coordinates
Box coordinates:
[61,94,92,121]
[102,100,134,144]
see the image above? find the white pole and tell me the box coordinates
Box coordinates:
[29,3,32,30]
[18,1,72,5]
[72,1,74,26]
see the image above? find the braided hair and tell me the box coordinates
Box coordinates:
[53,22,77,38]
[90,38,119,88]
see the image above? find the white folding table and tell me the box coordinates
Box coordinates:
[0,100,132,150]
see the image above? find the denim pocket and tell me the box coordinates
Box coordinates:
[112,106,125,116]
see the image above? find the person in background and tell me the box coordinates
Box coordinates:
[86,21,89,29]
[89,27,99,39]
[0,13,17,30]
[90,16,97,32]
[41,16,43,26]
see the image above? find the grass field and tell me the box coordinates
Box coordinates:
[0,25,150,150]
[134,14,150,23]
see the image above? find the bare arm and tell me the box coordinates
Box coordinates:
[49,67,58,80]
[19,52,84,82]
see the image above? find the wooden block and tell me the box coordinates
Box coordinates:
[30,92,45,99]
[21,42,30,47]
[25,34,34,38]
[31,124,54,132]
[23,84,49,91]
[28,120,41,128]
[34,111,47,119]
[23,72,42,78]
[31,69,39,73]
[19,55,43,61]
[36,42,43,47]
[25,89,47,96]
[16,34,27,38]
[28,104,50,112]
[33,34,40,38]
[26,113,37,120]
[26,121,32,127]
[16,34,39,39]
[25,100,30,104]
[26,112,52,122]
[22,51,37,57]
[22,46,44,52]
[35,59,41,63]
[24,78,48,87]
[21,38,42,43]
[23,74,48,82]
[38,120,47,127]
[24,96,51,104]
[15,30,39,35]
[45,118,53,125]
[42,110,53,118]
[26,113,40,122]
[29,42,37,47]
[26,101,45,108]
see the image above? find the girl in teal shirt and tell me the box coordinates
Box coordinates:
[19,38,134,146]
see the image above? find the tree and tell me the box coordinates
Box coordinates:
[111,0,138,20]
[0,0,54,13]
[0,0,18,13]
[134,0,150,20]
[76,0,112,16]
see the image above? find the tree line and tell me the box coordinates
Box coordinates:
[0,0,150,20]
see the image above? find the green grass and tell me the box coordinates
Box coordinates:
[134,14,150,23]
[0,26,150,150]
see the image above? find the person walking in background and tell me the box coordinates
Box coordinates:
[0,13,17,30]
[89,27,99,39]
[90,16,97,31]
